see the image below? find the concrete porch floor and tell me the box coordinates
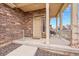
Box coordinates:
[6,36,79,56]
[6,36,70,56]
[13,36,70,46]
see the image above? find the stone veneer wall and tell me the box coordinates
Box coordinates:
[0,4,46,43]
[23,12,33,37]
[0,4,25,42]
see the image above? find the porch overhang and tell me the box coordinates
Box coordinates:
[5,3,69,18]
[50,3,69,18]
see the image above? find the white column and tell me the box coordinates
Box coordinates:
[60,12,63,32]
[71,4,79,48]
[46,3,50,44]
[56,17,58,32]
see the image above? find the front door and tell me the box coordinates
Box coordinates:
[33,16,42,39]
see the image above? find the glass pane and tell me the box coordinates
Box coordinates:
[50,17,56,29]
[61,4,71,41]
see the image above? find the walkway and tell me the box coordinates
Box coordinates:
[6,45,37,56]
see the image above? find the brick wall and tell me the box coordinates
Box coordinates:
[0,3,46,43]
[0,4,25,42]
[23,12,33,37]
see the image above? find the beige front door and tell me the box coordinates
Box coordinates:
[33,16,42,39]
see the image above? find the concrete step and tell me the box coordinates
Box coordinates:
[40,48,79,56]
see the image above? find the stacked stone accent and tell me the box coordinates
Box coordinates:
[70,4,79,48]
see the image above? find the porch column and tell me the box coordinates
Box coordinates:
[56,17,58,32]
[71,4,79,48]
[59,11,63,33]
[46,3,50,44]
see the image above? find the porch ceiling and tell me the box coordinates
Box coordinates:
[14,3,46,12]
[50,3,69,18]
[5,3,68,18]
[50,3,63,18]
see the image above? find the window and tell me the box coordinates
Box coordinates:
[62,4,71,31]
[50,17,56,29]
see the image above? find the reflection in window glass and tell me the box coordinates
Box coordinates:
[50,17,56,30]
[62,4,71,31]
[60,4,71,41]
